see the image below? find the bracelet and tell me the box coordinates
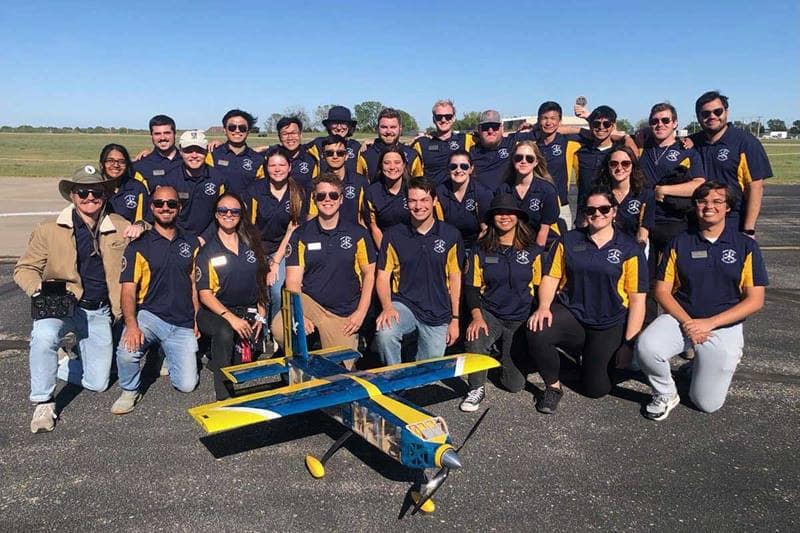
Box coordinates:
[220,311,228,317]
[254,313,268,325]
[451,315,459,320]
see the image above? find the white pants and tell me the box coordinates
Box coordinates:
[559,204,573,231]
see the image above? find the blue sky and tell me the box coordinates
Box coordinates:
[1,0,797,130]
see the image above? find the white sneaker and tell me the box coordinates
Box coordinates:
[111,390,142,415]
[30,402,56,433]
[160,361,169,377]
[459,386,486,412]
[645,393,680,421]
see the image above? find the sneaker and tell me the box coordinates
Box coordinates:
[111,390,142,415]
[459,386,486,412]
[30,402,57,433]
[160,361,169,377]
[645,393,680,421]
[535,387,563,414]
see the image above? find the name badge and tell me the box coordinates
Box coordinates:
[308,242,322,251]
[210,255,228,267]
[178,192,190,200]
[428,144,439,152]
[153,169,165,176]
[485,256,499,264]
[691,250,708,259]
[218,160,229,166]
[573,244,587,252]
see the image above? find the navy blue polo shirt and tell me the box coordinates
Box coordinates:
[658,224,768,321]
[544,228,648,328]
[246,180,309,255]
[466,244,544,321]
[412,132,472,185]
[109,176,149,222]
[378,220,464,326]
[574,139,625,207]
[356,139,423,183]
[500,177,560,236]
[132,149,183,192]
[364,181,408,232]
[307,169,369,226]
[468,133,527,193]
[287,218,375,316]
[615,187,655,238]
[206,144,264,196]
[532,132,582,205]
[690,125,772,219]
[120,228,199,328]
[306,137,361,174]
[73,211,108,301]
[157,166,226,236]
[195,233,261,309]
[434,179,494,248]
[639,140,704,223]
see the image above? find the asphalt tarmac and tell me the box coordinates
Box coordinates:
[0,185,798,532]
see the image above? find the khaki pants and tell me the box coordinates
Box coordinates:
[271,293,359,355]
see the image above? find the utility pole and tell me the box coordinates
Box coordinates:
[756,116,762,137]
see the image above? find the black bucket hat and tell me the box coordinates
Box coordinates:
[484,193,528,223]
[322,106,357,128]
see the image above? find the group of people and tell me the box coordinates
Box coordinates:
[15,90,770,434]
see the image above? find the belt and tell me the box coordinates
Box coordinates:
[78,298,109,310]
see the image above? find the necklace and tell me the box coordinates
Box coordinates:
[653,144,671,166]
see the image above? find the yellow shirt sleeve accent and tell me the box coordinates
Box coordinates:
[205,152,214,166]
[250,198,258,225]
[737,152,753,190]
[445,243,461,276]
[470,254,483,288]
[385,243,400,293]
[357,154,367,176]
[739,251,754,289]
[566,141,581,188]
[134,171,150,194]
[134,251,151,304]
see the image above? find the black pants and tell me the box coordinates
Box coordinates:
[464,309,527,391]
[525,302,624,398]
[196,308,238,400]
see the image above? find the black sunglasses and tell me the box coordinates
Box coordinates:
[226,124,248,133]
[323,149,347,158]
[448,162,470,171]
[584,205,613,216]
[513,154,535,164]
[434,113,454,122]
[591,120,613,129]
[479,122,501,132]
[152,199,179,209]
[73,188,106,199]
[609,160,632,169]
[216,207,241,216]
[314,191,341,202]
[700,107,725,119]
[649,117,672,126]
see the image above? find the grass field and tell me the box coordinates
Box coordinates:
[1,132,799,183]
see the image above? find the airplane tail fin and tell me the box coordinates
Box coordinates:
[281,290,308,360]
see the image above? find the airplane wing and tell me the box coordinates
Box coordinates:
[188,353,498,435]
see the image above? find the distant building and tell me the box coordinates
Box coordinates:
[502,115,587,131]
[768,131,788,139]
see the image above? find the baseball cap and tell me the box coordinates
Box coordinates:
[479,110,502,125]
[178,129,208,150]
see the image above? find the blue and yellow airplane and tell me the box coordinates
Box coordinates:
[188,290,499,514]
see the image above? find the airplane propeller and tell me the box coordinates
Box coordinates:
[410,407,491,515]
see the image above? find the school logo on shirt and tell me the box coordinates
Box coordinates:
[516,250,530,264]
[498,148,509,159]
[242,158,253,171]
[178,242,192,258]
[449,140,460,151]
[626,200,641,215]
[340,236,352,249]
[245,250,256,263]
[466,199,476,211]
[433,239,446,254]
[204,183,217,196]
[721,249,737,264]
[345,185,356,199]
[120,256,127,272]
[529,198,541,212]
[402,197,408,210]
[606,248,622,264]
[666,150,680,162]
[284,200,290,213]
[346,147,355,160]
[298,162,310,174]
[551,144,562,156]
[124,194,137,209]
[194,266,202,282]
[285,243,292,258]
[717,149,730,162]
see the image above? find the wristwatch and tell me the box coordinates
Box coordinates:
[742,228,756,236]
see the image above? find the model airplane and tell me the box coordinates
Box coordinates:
[188,290,500,515]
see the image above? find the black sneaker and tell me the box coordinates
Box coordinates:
[459,386,486,412]
[536,387,563,414]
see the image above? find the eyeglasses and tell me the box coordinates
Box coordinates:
[314,191,341,202]
[323,149,347,158]
[280,130,301,138]
[479,123,501,132]
[448,162,470,171]
[434,113,454,122]
[226,124,249,133]
[700,107,725,119]
[591,120,613,129]
[649,117,672,126]
[152,199,179,209]
[513,154,536,164]
[608,160,632,169]
[73,188,106,199]
[584,205,613,216]
[694,199,727,207]
[103,158,126,166]
[216,207,241,216]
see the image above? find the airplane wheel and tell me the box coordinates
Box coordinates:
[410,491,436,513]
[305,455,325,479]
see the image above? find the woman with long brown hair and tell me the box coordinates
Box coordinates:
[598,145,654,246]
[363,146,411,248]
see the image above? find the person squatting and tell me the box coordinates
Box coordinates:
[16,91,770,433]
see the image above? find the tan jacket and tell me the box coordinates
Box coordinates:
[14,206,132,318]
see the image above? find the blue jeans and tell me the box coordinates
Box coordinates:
[29,305,113,403]
[375,301,448,366]
[116,310,198,393]
[268,254,286,322]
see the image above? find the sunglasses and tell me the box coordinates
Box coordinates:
[479,123,501,132]
[226,124,248,133]
[584,205,613,216]
[649,117,672,126]
[152,199,179,209]
[591,120,613,129]
[314,191,341,202]
[513,154,536,164]
[448,162,470,171]
[700,107,725,119]
[434,113,454,122]
[608,160,632,169]
[323,149,347,158]
[216,207,241,216]
[73,188,106,199]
